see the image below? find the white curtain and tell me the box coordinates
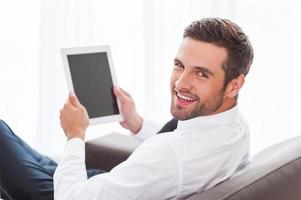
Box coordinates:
[1,0,300,156]
[37,0,218,155]
[234,0,301,154]
[0,1,40,147]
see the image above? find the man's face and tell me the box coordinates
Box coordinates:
[170,37,228,120]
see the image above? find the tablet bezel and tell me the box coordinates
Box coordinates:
[61,45,123,125]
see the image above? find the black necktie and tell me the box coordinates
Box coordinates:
[156,118,178,134]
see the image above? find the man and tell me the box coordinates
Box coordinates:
[55,17,253,199]
[0,17,253,199]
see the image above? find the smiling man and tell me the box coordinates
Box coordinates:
[0,18,253,200]
[54,18,254,200]
[172,38,229,119]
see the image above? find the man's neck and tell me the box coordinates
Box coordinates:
[211,98,237,116]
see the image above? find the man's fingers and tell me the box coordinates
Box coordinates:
[60,113,66,128]
[113,86,130,103]
[119,87,131,97]
[69,92,81,107]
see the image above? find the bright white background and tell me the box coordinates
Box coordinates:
[0,0,300,157]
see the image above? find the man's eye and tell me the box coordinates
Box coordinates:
[198,71,208,78]
[174,62,183,69]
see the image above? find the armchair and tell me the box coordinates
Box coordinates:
[86,133,301,200]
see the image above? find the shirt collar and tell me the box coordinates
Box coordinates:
[176,105,239,131]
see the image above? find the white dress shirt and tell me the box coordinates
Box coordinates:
[54,106,250,200]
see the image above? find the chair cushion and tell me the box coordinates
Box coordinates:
[85,133,141,171]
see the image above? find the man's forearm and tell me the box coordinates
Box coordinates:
[53,138,88,199]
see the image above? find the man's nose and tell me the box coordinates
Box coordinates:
[175,71,192,90]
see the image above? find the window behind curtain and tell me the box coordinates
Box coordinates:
[0,0,300,156]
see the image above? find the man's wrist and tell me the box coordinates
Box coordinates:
[131,116,143,134]
[67,135,85,141]
[66,129,86,141]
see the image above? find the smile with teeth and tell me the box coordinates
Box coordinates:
[176,92,197,102]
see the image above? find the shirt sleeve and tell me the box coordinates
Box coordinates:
[134,119,162,141]
[53,135,180,200]
[53,138,87,199]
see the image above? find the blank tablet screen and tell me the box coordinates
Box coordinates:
[67,52,119,118]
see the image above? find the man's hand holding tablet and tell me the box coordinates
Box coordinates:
[113,86,143,134]
[60,93,89,140]
[60,45,143,139]
[60,86,143,140]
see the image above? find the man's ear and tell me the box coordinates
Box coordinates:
[225,74,245,98]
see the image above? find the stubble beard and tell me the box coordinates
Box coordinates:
[170,91,225,120]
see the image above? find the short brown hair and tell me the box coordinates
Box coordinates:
[184,18,254,87]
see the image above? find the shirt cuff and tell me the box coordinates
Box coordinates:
[63,138,85,161]
[134,119,162,141]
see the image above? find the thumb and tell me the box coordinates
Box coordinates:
[113,86,129,103]
[69,92,80,107]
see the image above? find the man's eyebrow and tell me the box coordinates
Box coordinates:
[194,66,215,77]
[173,58,183,64]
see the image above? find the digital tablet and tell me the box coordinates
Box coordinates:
[61,45,123,124]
